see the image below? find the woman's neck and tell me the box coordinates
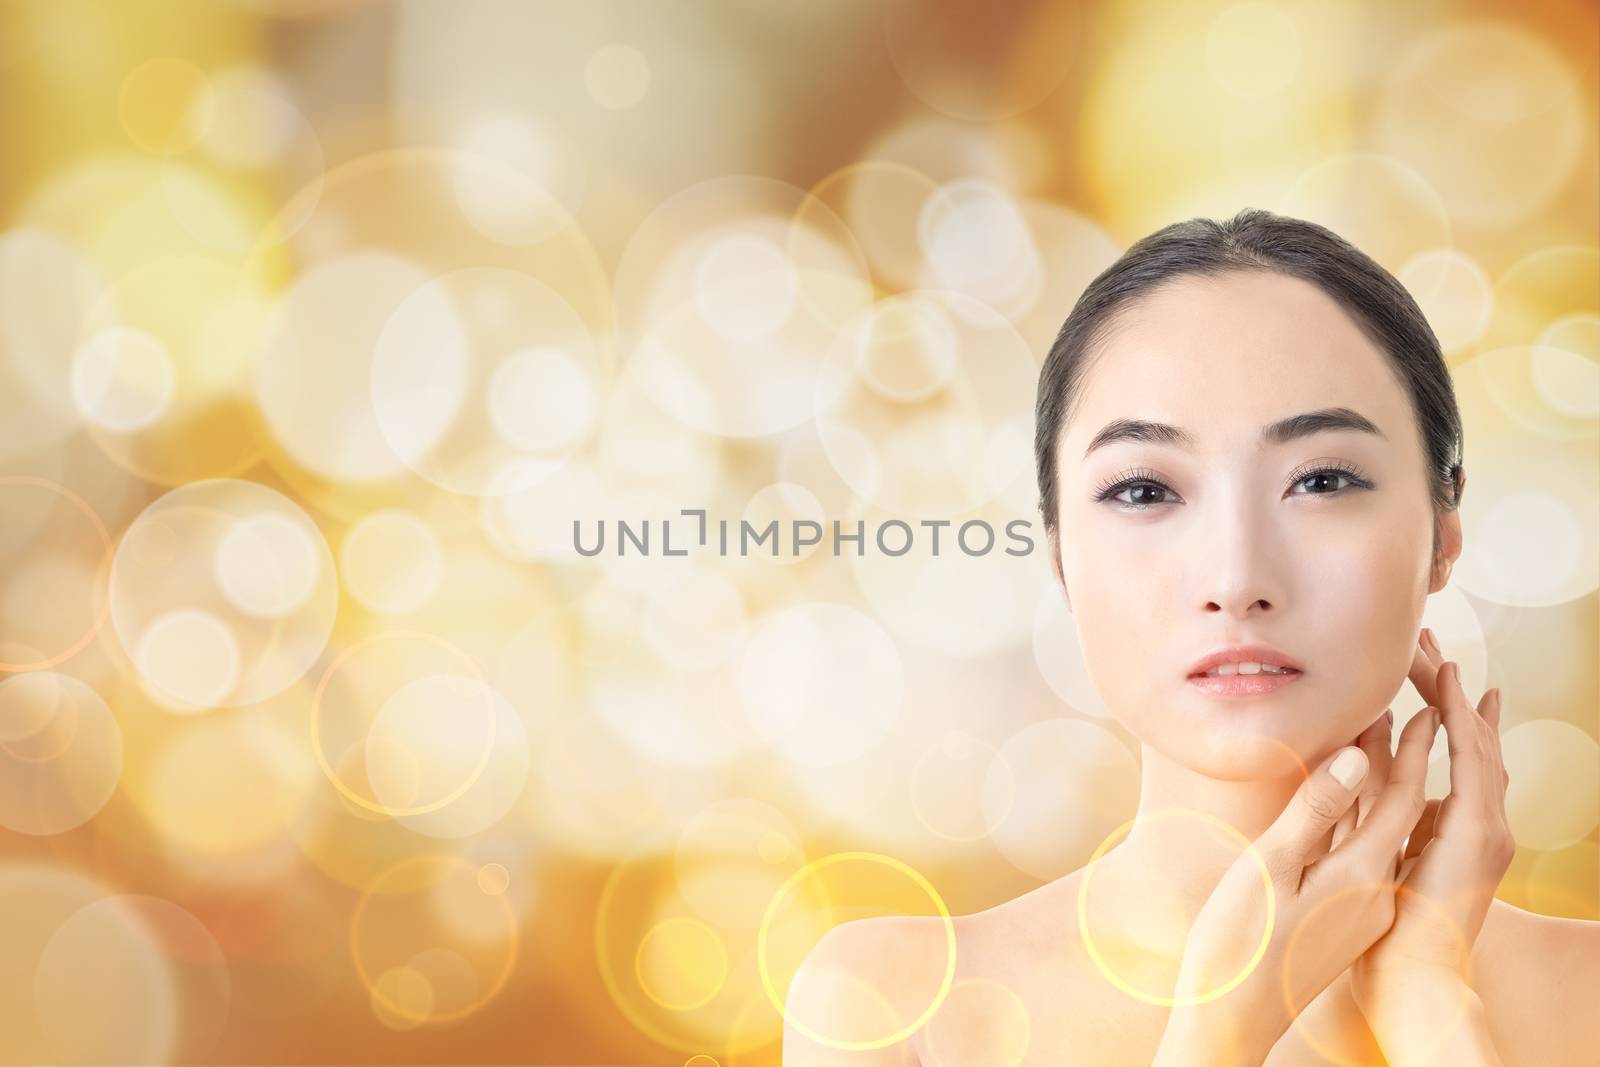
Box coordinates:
[1076,740,1314,964]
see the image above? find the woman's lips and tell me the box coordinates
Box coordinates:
[1187,669,1304,697]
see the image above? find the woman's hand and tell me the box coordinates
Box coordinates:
[1154,706,1441,1066]
[1346,628,1515,1026]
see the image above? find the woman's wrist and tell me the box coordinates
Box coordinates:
[1364,977,1505,1067]
[1152,1001,1281,1067]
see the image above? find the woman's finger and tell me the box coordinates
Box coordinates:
[1423,633,1510,801]
[1330,711,1393,852]
[1353,709,1392,829]
[1404,797,1442,860]
[1478,687,1504,790]
[1338,706,1441,872]
[1439,661,1489,804]
[1261,746,1367,877]
[1331,803,1356,851]
[1478,687,1509,791]
[1421,626,1442,663]
[1481,686,1503,731]
[1408,640,1440,708]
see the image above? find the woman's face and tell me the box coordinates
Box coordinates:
[1049,269,1460,779]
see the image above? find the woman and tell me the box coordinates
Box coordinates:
[782,210,1600,1066]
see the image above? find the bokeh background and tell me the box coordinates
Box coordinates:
[0,0,1596,1063]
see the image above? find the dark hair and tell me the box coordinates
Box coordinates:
[1034,207,1465,564]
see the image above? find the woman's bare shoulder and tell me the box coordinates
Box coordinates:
[781,912,980,1066]
[1473,898,1600,1063]
[817,869,1090,962]
[1475,895,1600,972]
[795,886,1051,989]
[783,876,1096,1065]
[964,868,1090,936]
[786,873,1091,1021]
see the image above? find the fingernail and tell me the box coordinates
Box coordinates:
[1331,747,1368,788]
[1385,708,1394,726]
[1422,627,1435,648]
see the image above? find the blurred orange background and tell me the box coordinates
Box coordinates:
[0,0,1595,1063]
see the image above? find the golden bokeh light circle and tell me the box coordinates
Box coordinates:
[756,850,956,1051]
[0,477,114,672]
[1077,808,1275,1007]
[349,853,519,1026]
[633,915,730,1012]
[593,849,775,1057]
[309,630,498,817]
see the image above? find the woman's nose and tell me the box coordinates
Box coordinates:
[1197,511,1286,617]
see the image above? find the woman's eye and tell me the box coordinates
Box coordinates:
[1102,480,1177,509]
[1096,466,1371,511]
[1120,483,1171,507]
[1289,469,1358,495]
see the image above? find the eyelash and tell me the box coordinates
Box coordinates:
[1092,461,1375,511]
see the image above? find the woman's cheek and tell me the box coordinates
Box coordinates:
[1068,561,1175,731]
[1307,530,1428,714]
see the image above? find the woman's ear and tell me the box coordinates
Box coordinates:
[1429,473,1465,593]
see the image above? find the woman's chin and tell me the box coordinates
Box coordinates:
[1171,729,1332,781]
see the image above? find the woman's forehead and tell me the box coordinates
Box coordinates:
[1103,272,1379,365]
[1063,274,1406,450]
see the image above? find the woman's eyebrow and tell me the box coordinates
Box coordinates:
[1081,407,1385,459]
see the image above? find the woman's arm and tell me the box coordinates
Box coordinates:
[1368,908,1600,1067]
[1364,974,1504,1067]
[1152,974,1508,1067]
[1150,1001,1279,1067]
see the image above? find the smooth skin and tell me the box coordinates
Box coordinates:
[1152,630,1517,1067]
[782,272,1600,1066]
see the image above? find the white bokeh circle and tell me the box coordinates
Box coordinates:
[110,479,338,710]
[735,602,904,767]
